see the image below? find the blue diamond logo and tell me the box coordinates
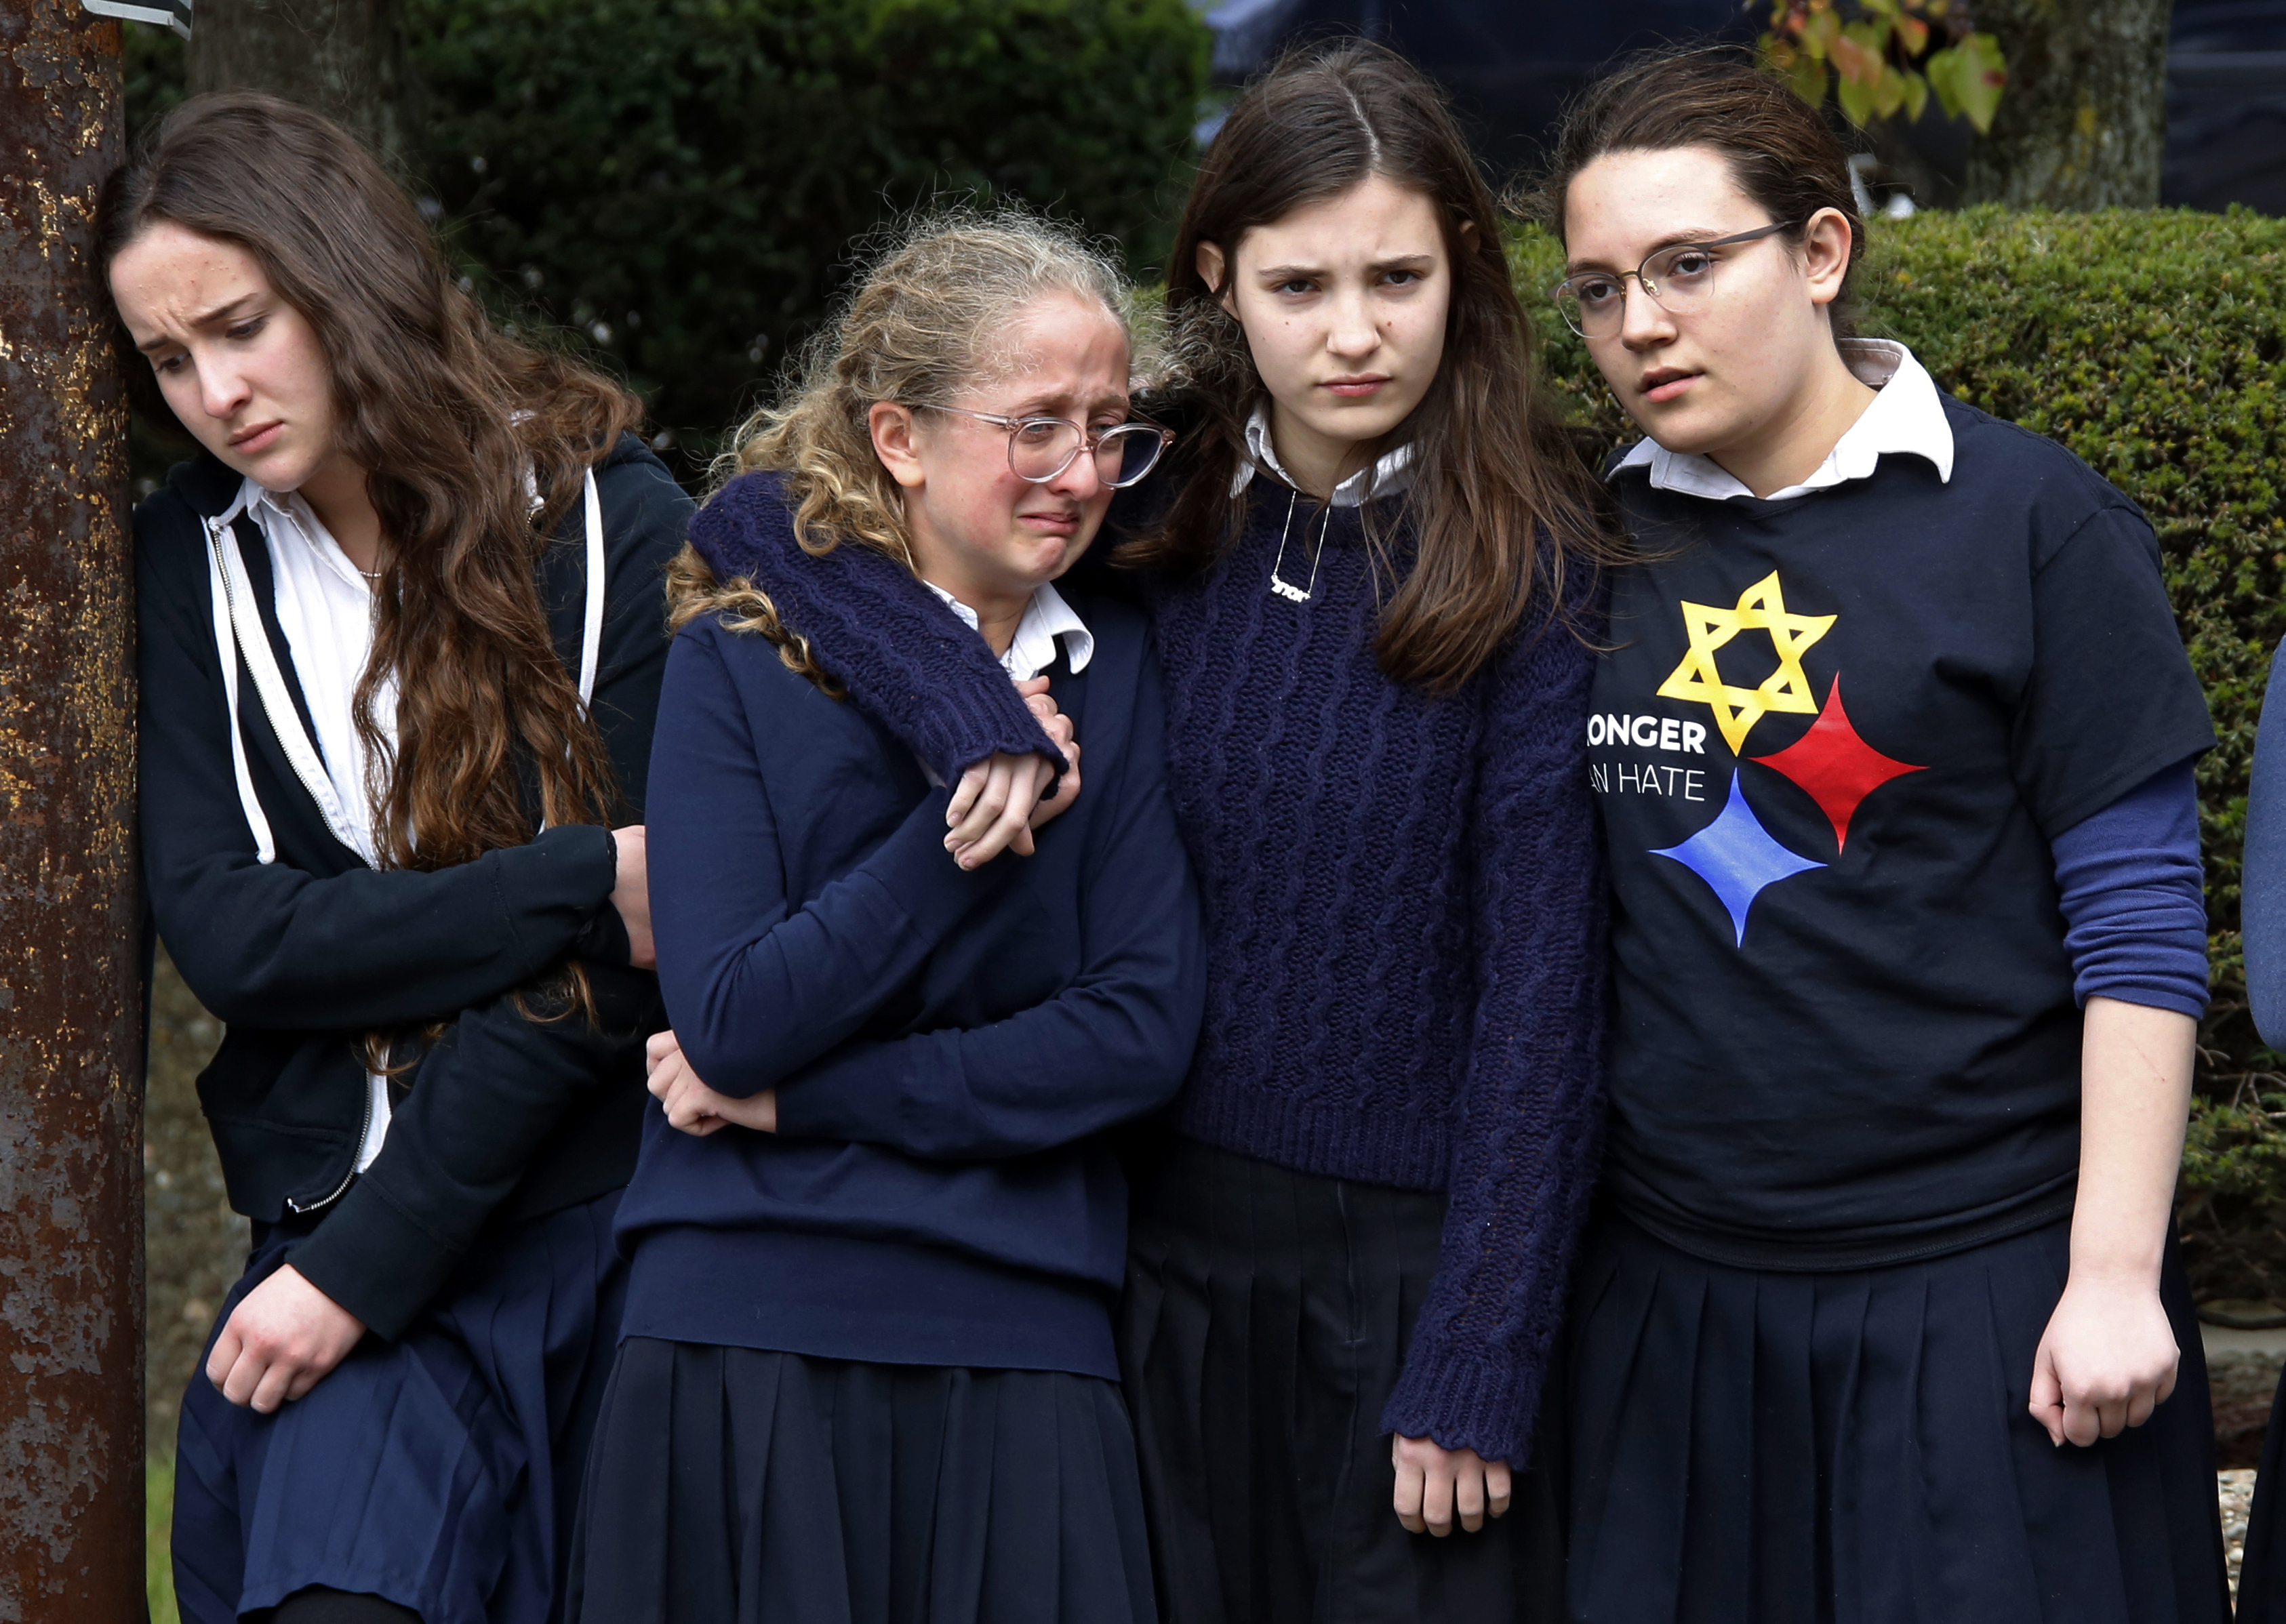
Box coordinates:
[1651,773,1824,947]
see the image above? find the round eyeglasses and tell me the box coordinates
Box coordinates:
[915,404,1174,489]
[1547,221,1799,339]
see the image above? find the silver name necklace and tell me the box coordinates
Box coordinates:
[1268,488,1334,603]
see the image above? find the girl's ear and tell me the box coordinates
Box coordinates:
[868,401,927,490]
[1801,206,1854,310]
[1196,241,1230,312]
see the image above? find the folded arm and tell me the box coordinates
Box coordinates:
[771,681,1202,1158]
[136,454,687,1028]
[646,628,1016,1098]
[138,563,622,1029]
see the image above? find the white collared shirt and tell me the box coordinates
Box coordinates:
[1230,399,1415,508]
[240,479,397,866]
[923,578,1094,683]
[238,476,398,1172]
[1611,338,1954,502]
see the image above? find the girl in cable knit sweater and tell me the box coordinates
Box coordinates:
[657,42,1618,1622]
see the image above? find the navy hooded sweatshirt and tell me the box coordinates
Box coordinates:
[614,472,1207,1378]
[134,435,691,1339]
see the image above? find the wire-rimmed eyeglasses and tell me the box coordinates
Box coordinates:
[1547,222,1799,339]
[915,404,1174,489]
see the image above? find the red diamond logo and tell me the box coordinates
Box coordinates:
[1750,675,1923,852]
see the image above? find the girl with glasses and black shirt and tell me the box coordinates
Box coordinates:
[1542,49,2227,1621]
[103,95,689,1624]
[568,213,1205,1624]
[651,41,1618,1623]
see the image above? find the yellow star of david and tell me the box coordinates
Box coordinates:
[1656,571,1836,754]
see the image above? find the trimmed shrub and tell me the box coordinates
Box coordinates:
[407,0,1211,465]
[1512,207,2286,1301]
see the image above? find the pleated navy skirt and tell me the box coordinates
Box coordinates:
[1564,1209,2230,1624]
[172,1190,627,1624]
[567,1339,1156,1624]
[2234,1362,2286,1623]
[1117,1136,1565,1624]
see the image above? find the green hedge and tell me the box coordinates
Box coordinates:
[1513,208,2286,1300]
[407,0,1209,466]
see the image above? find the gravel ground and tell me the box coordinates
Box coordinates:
[2224,1469,2259,1602]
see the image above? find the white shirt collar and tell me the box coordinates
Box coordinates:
[245,481,375,595]
[1611,338,1954,502]
[923,578,1094,683]
[1230,399,1415,508]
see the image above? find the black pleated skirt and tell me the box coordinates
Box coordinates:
[172,1189,627,1624]
[568,1339,1156,1624]
[1117,1136,1565,1624]
[2234,1362,2286,1622]
[1564,1210,2230,1624]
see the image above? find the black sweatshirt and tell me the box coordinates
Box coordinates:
[135,435,690,1338]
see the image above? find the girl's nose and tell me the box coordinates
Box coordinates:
[1618,281,1676,352]
[199,357,252,423]
[1047,443,1105,500]
[1325,289,1379,359]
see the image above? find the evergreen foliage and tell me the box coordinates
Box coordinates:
[406,0,1210,464]
[1514,207,2286,1299]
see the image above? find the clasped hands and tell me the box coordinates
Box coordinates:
[942,674,1081,868]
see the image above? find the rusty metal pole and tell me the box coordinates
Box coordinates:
[0,3,143,1621]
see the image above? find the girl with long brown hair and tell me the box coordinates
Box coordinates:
[102,94,691,1624]
[654,40,1613,1620]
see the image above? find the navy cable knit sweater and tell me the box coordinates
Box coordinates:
[691,469,1609,1465]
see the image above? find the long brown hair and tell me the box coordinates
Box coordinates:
[1538,47,1868,339]
[1132,40,1613,692]
[99,93,641,870]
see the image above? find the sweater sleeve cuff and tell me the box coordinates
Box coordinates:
[913,687,1069,786]
[285,1177,464,1342]
[1378,1347,1544,1469]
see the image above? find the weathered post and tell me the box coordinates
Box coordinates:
[0,3,144,1621]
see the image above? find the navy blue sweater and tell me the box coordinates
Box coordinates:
[688,466,1609,1465]
[616,473,1205,1378]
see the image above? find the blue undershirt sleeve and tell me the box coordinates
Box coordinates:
[2049,758,2209,1019]
[2245,645,2286,1049]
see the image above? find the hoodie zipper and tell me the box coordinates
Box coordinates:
[284,1077,370,1215]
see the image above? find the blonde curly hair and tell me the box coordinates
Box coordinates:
[668,207,1138,678]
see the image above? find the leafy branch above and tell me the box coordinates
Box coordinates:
[1756,0,2007,134]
